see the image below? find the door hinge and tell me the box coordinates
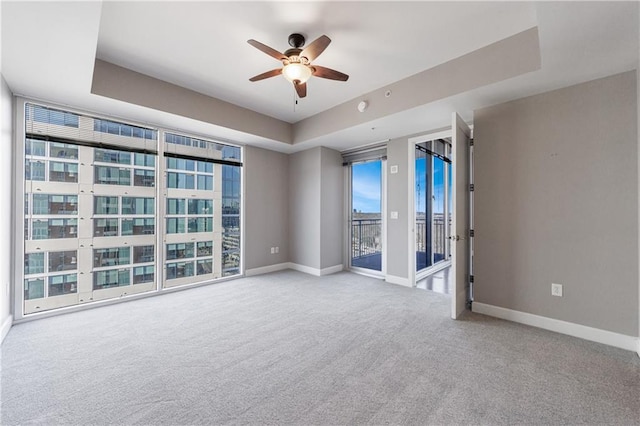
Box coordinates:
[470,138,474,146]
[469,184,474,192]
[469,229,474,238]
[469,274,474,283]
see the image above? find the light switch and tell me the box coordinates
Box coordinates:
[390,211,398,219]
[390,165,398,174]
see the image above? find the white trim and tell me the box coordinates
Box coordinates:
[385,274,412,287]
[472,302,639,353]
[1,315,13,344]
[416,259,451,282]
[288,262,343,277]
[320,264,344,276]
[408,129,453,145]
[245,263,290,277]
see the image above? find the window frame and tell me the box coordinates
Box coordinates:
[14,97,245,321]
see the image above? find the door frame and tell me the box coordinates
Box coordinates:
[408,129,453,286]
[344,158,387,278]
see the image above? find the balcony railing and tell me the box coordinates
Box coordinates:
[351,218,382,259]
[415,215,447,255]
[351,216,450,271]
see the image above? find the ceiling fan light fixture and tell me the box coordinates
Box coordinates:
[282,63,312,84]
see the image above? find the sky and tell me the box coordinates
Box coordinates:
[352,161,381,213]
[415,157,447,214]
[352,157,450,214]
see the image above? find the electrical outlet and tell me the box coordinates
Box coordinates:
[551,283,563,297]
[275,247,279,254]
[270,247,275,254]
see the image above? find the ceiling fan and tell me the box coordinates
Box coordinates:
[247,33,349,98]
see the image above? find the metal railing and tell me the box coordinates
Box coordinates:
[351,215,450,261]
[415,215,447,255]
[351,218,382,259]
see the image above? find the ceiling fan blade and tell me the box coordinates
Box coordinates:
[312,65,349,81]
[300,35,331,62]
[294,81,307,98]
[247,39,287,61]
[249,68,282,82]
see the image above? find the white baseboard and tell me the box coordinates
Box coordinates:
[247,263,344,278]
[472,302,639,353]
[288,263,322,276]
[287,263,343,277]
[245,263,290,277]
[385,274,412,287]
[320,264,343,276]
[1,315,13,345]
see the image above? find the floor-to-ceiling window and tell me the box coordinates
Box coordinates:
[415,138,451,276]
[20,101,242,316]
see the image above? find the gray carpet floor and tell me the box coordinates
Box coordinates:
[1,270,639,425]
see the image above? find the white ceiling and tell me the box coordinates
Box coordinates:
[1,1,638,153]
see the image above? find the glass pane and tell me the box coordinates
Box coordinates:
[25,253,45,275]
[433,157,446,263]
[188,217,212,233]
[95,166,131,186]
[121,218,154,236]
[93,247,130,268]
[134,169,155,187]
[25,139,46,157]
[50,143,78,159]
[94,218,119,237]
[133,245,155,264]
[167,172,194,189]
[188,199,213,215]
[166,261,194,280]
[134,153,155,167]
[350,161,382,272]
[197,161,213,173]
[197,259,212,275]
[94,196,118,215]
[167,199,185,215]
[49,162,78,183]
[25,160,46,181]
[48,250,77,272]
[415,147,431,271]
[166,243,194,260]
[94,149,131,164]
[24,278,45,300]
[197,175,213,190]
[122,197,154,215]
[196,241,213,257]
[93,269,130,290]
[133,266,154,284]
[166,218,185,234]
[222,234,240,252]
[48,274,77,296]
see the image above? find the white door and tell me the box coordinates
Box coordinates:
[451,113,471,319]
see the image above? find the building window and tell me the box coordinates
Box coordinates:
[22,102,241,314]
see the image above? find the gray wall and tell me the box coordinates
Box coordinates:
[319,147,344,269]
[1,75,13,337]
[289,148,321,269]
[244,146,290,270]
[386,137,411,280]
[474,71,639,336]
[288,146,344,271]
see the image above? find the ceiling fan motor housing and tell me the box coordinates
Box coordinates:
[288,33,306,48]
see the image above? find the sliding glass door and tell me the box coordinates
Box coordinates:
[415,139,451,275]
[349,160,383,274]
